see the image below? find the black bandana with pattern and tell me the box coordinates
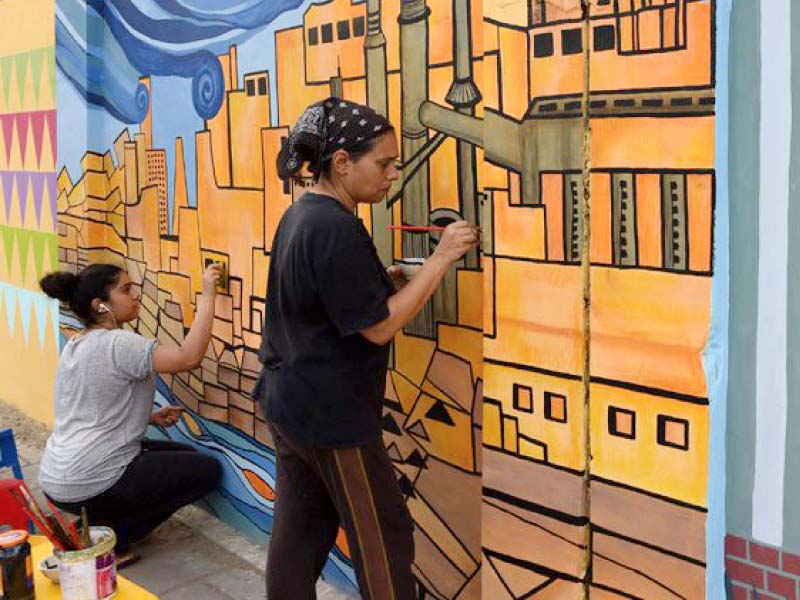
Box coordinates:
[277,97,391,180]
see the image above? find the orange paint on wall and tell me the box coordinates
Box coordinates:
[590,173,612,265]
[590,267,711,397]
[687,174,713,273]
[592,117,714,170]
[541,174,564,261]
[498,26,530,120]
[635,174,663,269]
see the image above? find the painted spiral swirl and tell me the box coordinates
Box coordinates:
[192,56,225,120]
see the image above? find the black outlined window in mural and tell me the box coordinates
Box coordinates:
[308,26,319,46]
[353,16,365,37]
[594,25,616,51]
[544,392,567,423]
[609,407,637,440]
[513,384,533,413]
[533,33,554,58]
[657,415,690,450]
[337,19,351,40]
[321,23,333,43]
[562,28,583,55]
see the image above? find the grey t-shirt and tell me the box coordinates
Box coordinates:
[38,328,159,502]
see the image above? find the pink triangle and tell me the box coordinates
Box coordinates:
[1,172,14,220]
[1,115,14,164]
[30,112,46,168]
[31,172,46,223]
[47,173,57,229]
[45,111,56,166]
[16,172,30,222]
[16,113,29,165]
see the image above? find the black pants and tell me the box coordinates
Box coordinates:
[267,423,415,600]
[49,439,222,548]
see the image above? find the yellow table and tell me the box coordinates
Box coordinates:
[29,535,158,599]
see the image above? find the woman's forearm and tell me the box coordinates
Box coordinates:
[361,254,451,345]
[181,293,215,365]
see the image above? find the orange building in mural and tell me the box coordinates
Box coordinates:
[480,0,713,596]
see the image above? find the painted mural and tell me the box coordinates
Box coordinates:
[0,0,61,426]
[33,0,719,598]
[480,0,715,598]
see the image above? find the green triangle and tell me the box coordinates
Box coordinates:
[31,232,48,280]
[28,49,44,105]
[44,48,55,104]
[14,52,29,107]
[1,226,15,274]
[49,234,59,271]
[16,229,32,278]
[0,56,13,106]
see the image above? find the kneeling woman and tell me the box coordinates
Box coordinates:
[38,263,224,562]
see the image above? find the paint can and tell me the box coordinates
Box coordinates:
[54,526,117,600]
[0,529,34,600]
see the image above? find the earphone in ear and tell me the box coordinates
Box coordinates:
[97,303,110,314]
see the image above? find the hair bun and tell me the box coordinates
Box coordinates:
[39,271,79,303]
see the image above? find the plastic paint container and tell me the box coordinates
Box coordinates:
[54,526,117,600]
[0,529,34,600]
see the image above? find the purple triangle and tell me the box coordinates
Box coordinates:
[45,111,56,166]
[31,172,46,223]
[16,114,29,164]
[30,112,46,168]
[1,115,14,164]
[1,171,14,219]
[15,172,30,222]
[47,173,57,229]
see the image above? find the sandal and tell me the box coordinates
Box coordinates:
[115,550,141,570]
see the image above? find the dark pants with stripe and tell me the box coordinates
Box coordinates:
[267,423,415,600]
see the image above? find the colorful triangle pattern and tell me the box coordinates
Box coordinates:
[0,281,59,349]
[0,111,57,168]
[0,46,55,111]
[0,171,58,231]
[0,225,58,284]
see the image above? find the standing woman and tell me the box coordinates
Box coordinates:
[257,97,480,599]
[38,263,224,564]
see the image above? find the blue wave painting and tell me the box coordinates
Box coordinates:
[56,0,305,123]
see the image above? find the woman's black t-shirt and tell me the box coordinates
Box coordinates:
[255,193,395,447]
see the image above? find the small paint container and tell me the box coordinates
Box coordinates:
[0,529,35,600]
[54,526,117,600]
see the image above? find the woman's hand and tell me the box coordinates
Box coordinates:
[432,221,481,264]
[150,406,185,427]
[202,263,223,297]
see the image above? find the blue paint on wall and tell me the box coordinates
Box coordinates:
[705,0,731,596]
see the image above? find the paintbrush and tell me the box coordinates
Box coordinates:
[8,488,65,551]
[81,506,91,549]
[70,520,82,550]
[387,225,446,232]
[45,514,73,550]
[46,498,73,542]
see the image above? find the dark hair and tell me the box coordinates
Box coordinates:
[40,264,123,324]
[277,98,394,182]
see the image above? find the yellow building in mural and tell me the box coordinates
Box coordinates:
[481,0,713,507]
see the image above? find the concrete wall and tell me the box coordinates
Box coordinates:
[724,1,800,598]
